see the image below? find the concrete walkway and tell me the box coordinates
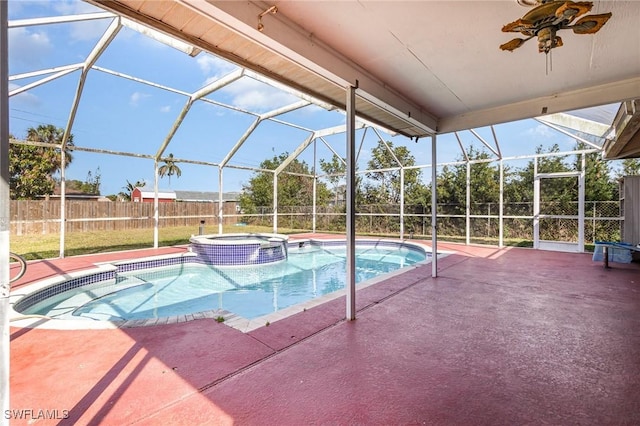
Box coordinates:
[9,239,640,425]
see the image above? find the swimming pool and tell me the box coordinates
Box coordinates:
[11,239,431,330]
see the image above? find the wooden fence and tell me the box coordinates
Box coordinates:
[9,200,238,235]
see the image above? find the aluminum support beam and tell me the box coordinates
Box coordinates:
[218,167,224,234]
[274,134,314,176]
[58,18,121,257]
[1,2,11,421]
[58,149,67,258]
[220,100,309,168]
[533,158,540,249]
[9,65,81,96]
[346,85,356,320]
[9,11,115,28]
[499,160,504,248]
[466,162,471,245]
[578,154,586,252]
[490,126,502,159]
[469,129,500,158]
[431,135,438,278]
[155,69,244,160]
[312,140,317,233]
[273,174,278,233]
[153,161,159,248]
[535,118,603,150]
[400,168,405,240]
[454,132,469,162]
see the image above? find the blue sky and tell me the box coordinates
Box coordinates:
[7,0,614,197]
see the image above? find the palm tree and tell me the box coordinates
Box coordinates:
[9,124,75,199]
[25,124,74,171]
[158,153,182,187]
[119,179,145,201]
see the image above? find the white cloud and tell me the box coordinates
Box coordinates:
[9,27,52,67]
[130,91,150,107]
[52,0,103,15]
[527,124,554,138]
[160,105,171,113]
[52,0,109,42]
[221,78,299,112]
[197,54,237,78]
[195,54,305,112]
[8,83,41,108]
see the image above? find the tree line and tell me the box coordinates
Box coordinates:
[239,140,640,216]
[9,124,182,200]
[9,124,640,212]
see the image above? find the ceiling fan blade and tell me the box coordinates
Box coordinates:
[555,1,593,24]
[572,12,612,34]
[500,38,527,52]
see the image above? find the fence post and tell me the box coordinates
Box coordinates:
[592,201,596,244]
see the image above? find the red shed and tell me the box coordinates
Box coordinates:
[131,186,176,203]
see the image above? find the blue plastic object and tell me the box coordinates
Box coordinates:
[592,242,634,264]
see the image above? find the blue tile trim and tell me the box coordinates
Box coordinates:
[14,270,116,312]
[190,241,286,265]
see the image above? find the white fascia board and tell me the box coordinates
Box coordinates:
[439,76,640,134]
[179,0,437,135]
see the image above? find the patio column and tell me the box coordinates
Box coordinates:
[431,134,438,278]
[273,173,278,233]
[346,85,356,320]
[465,161,470,245]
[153,160,159,248]
[59,149,66,258]
[400,167,404,240]
[312,139,317,233]
[499,159,504,248]
[218,166,224,234]
[1,1,10,419]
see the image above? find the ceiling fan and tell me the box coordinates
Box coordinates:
[500,0,612,55]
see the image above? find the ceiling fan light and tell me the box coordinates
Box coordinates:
[500,0,612,55]
[517,0,540,7]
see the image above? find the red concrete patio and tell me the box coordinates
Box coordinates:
[8,236,640,425]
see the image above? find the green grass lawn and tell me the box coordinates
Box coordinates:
[11,225,583,261]
[9,225,287,260]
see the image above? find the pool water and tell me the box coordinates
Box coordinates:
[26,245,427,321]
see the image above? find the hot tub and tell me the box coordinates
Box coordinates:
[189,233,289,266]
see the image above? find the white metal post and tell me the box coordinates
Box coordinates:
[218,167,224,234]
[346,85,356,320]
[312,139,317,233]
[499,159,504,248]
[153,160,159,248]
[273,173,278,233]
[400,168,404,241]
[59,149,66,258]
[533,157,540,249]
[578,153,586,252]
[466,161,471,245]
[431,135,438,278]
[1,2,11,420]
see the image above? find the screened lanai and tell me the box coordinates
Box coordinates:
[3,1,637,257]
[3,1,640,421]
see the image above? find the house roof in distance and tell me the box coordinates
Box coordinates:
[134,186,176,199]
